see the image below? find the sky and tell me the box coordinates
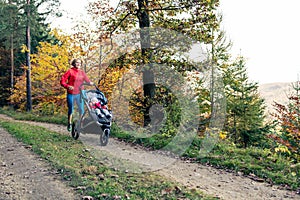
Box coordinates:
[219,0,300,84]
[51,0,300,84]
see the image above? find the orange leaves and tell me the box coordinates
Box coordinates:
[98,65,131,104]
[271,88,300,159]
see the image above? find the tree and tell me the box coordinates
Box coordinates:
[137,0,154,126]
[0,0,60,108]
[88,0,221,127]
[25,0,32,111]
[192,28,231,137]
[223,56,267,147]
[271,81,300,160]
[0,0,19,89]
[9,30,75,113]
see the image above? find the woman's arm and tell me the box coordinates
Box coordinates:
[60,70,70,89]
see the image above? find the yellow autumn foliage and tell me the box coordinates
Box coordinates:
[9,28,139,117]
[9,29,80,113]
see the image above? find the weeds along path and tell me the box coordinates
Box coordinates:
[0,114,298,200]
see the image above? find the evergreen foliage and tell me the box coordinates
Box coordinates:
[0,0,60,106]
[223,56,268,147]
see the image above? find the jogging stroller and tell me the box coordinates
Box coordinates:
[71,83,112,146]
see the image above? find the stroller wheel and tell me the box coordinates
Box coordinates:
[100,128,110,146]
[71,120,80,140]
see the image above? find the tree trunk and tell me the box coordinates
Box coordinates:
[137,0,155,127]
[26,0,32,112]
[8,0,14,90]
[10,33,14,90]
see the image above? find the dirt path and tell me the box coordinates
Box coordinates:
[0,128,80,200]
[0,114,299,200]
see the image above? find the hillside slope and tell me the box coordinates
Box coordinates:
[258,82,293,117]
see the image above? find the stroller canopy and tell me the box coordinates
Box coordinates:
[84,90,108,105]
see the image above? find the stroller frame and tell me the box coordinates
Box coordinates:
[71,83,112,146]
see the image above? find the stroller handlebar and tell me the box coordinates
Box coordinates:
[80,82,94,87]
[79,82,102,93]
[80,82,96,90]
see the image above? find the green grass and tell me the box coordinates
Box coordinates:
[0,107,299,191]
[0,119,216,200]
[0,106,67,124]
[187,141,300,190]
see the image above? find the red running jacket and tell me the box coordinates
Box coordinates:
[60,67,91,94]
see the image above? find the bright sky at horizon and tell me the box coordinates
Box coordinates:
[219,0,300,84]
[51,0,300,84]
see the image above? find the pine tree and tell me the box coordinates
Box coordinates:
[0,0,24,106]
[0,0,59,107]
[223,56,267,147]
